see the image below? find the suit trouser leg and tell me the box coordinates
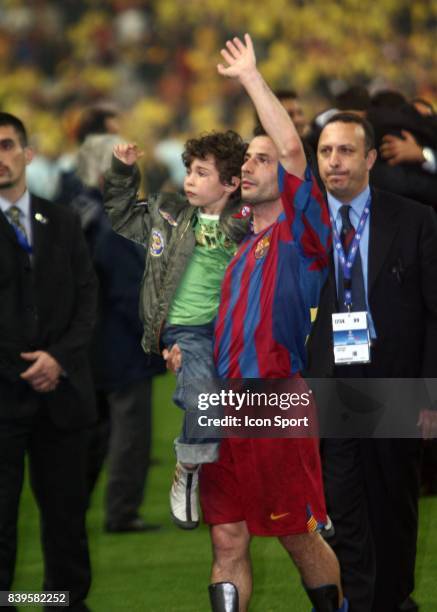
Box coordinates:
[322,438,375,612]
[85,391,110,502]
[0,418,30,590]
[28,410,91,607]
[105,379,152,524]
[361,439,421,612]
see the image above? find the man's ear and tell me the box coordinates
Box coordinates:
[366,148,377,171]
[24,147,34,166]
[224,176,241,194]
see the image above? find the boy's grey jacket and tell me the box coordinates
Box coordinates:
[104,156,250,354]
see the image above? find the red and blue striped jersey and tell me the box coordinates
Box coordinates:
[214,164,331,379]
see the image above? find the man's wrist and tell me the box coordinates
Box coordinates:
[239,68,263,89]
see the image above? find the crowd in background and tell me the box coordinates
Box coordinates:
[0,0,436,193]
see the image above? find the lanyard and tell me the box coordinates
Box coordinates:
[330,195,371,309]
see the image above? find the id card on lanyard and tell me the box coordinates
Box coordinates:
[332,311,371,364]
[330,197,371,365]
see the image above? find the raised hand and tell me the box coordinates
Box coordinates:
[217,34,257,81]
[113,143,144,166]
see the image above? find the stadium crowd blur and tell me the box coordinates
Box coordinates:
[1,0,437,513]
[0,0,436,198]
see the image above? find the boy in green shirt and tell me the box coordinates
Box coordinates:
[104,131,249,529]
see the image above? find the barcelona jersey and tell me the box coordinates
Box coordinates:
[214,164,330,379]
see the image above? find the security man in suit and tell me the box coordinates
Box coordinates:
[0,112,97,610]
[307,112,437,612]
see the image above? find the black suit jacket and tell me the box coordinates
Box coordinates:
[307,188,437,378]
[0,195,98,429]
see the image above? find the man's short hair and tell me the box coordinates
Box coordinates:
[77,104,119,143]
[322,112,375,153]
[371,90,406,110]
[253,124,267,137]
[334,86,371,112]
[182,130,247,200]
[0,112,28,147]
[274,89,298,101]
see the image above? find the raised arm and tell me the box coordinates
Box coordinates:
[103,143,151,243]
[218,34,306,178]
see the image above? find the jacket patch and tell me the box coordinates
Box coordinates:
[150,229,165,257]
[158,209,178,227]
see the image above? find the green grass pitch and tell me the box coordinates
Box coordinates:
[13,373,437,611]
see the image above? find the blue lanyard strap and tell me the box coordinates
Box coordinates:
[330,195,371,309]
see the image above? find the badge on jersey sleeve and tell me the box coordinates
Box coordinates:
[332,311,371,364]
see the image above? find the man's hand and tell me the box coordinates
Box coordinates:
[418,409,437,440]
[217,34,257,83]
[379,130,424,166]
[162,344,182,374]
[20,351,62,393]
[113,143,144,166]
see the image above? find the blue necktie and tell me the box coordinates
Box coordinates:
[6,205,31,253]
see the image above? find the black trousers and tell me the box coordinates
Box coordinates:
[0,400,91,609]
[322,437,421,612]
[86,379,153,524]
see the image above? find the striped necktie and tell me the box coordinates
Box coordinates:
[6,204,32,254]
[6,205,28,241]
[337,204,366,312]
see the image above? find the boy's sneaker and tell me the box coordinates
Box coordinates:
[170,463,200,529]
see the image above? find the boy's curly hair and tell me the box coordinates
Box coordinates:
[182,130,247,201]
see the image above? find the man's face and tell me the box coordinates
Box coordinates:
[184,154,236,212]
[281,97,307,137]
[317,121,376,202]
[0,125,32,193]
[241,136,280,206]
[104,114,120,134]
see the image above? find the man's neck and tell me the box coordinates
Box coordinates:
[328,184,370,207]
[252,198,283,233]
[0,185,27,205]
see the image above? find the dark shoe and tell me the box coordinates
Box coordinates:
[104,518,161,533]
[305,584,348,611]
[320,515,335,540]
[398,596,419,612]
[420,481,437,496]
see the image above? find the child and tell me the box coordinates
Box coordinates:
[103,131,249,528]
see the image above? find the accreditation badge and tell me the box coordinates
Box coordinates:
[331,311,371,365]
